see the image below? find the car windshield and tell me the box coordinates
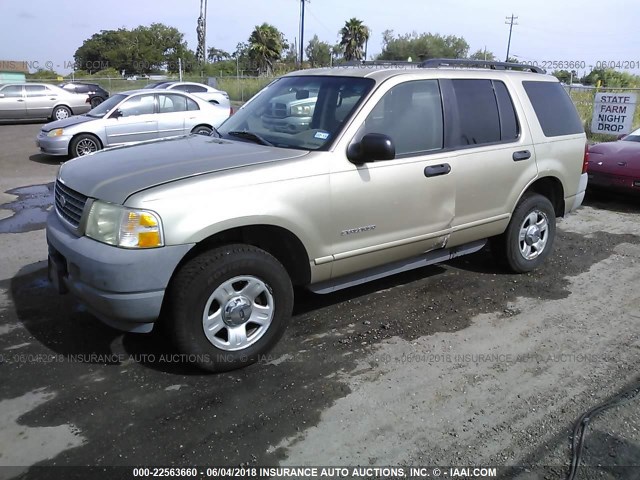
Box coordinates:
[217,75,375,150]
[86,93,127,117]
[623,128,640,142]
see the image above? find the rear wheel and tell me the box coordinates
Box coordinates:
[52,105,71,121]
[167,244,294,372]
[191,125,213,136]
[491,193,556,273]
[90,96,104,108]
[69,134,101,158]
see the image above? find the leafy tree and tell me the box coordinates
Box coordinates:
[74,23,195,75]
[378,31,469,61]
[306,35,332,67]
[581,68,640,88]
[26,68,60,79]
[207,47,231,62]
[552,69,579,84]
[248,23,287,75]
[469,49,496,61]
[339,18,370,61]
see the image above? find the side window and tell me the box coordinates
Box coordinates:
[186,84,207,93]
[493,81,519,141]
[158,94,188,113]
[75,84,90,93]
[118,94,155,117]
[523,81,583,137]
[25,85,48,97]
[451,79,501,146]
[361,80,444,156]
[1,85,23,97]
[187,98,199,111]
[171,85,189,92]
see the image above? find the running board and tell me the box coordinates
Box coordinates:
[309,239,487,294]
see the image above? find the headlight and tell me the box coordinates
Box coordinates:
[47,128,64,137]
[85,201,164,248]
[290,105,312,117]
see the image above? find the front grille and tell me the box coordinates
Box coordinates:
[271,103,288,118]
[54,181,88,228]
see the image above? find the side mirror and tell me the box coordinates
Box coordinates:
[110,109,123,119]
[296,90,310,100]
[347,133,395,164]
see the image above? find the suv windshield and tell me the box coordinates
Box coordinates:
[217,76,375,150]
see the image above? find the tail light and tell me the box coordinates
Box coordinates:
[582,143,589,174]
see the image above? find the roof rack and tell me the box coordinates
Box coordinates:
[419,58,545,74]
[338,60,419,67]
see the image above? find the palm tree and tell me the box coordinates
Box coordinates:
[339,18,370,62]
[248,23,286,75]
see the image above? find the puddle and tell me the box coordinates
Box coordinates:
[0,183,54,234]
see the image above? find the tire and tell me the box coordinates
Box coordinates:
[491,193,556,273]
[52,105,72,121]
[90,96,104,108]
[167,244,294,372]
[69,134,102,158]
[191,125,213,136]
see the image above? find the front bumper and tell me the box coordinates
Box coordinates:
[46,211,194,332]
[36,132,72,156]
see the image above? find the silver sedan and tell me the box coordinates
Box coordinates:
[0,83,90,121]
[36,89,231,157]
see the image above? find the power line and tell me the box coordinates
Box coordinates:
[504,14,518,62]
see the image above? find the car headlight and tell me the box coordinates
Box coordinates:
[47,128,64,137]
[290,105,312,117]
[85,200,164,248]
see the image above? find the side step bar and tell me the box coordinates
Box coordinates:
[309,240,487,295]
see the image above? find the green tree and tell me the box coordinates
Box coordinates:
[306,35,332,67]
[469,48,496,61]
[248,23,287,75]
[581,68,640,88]
[378,31,469,61]
[207,47,231,62]
[339,18,369,61]
[26,68,60,79]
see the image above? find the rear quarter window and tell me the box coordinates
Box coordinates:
[523,81,583,137]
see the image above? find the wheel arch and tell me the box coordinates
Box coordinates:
[191,123,213,133]
[172,224,312,288]
[68,132,103,156]
[520,176,565,217]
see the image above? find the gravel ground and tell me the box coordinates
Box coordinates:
[0,123,639,480]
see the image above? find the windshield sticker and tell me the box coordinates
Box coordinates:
[314,131,330,140]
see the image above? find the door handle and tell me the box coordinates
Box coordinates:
[424,163,451,177]
[513,150,531,161]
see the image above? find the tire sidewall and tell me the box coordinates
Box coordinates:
[70,134,100,158]
[192,126,212,136]
[171,249,293,372]
[53,106,71,120]
[504,194,556,272]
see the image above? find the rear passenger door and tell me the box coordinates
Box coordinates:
[441,79,538,245]
[157,93,192,137]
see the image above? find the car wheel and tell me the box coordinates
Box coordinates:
[191,125,213,136]
[69,134,101,158]
[90,97,104,108]
[491,193,556,273]
[52,105,72,121]
[167,244,294,372]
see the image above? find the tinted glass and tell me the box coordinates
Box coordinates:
[187,98,199,111]
[1,85,22,97]
[158,93,188,113]
[118,94,155,117]
[25,85,48,97]
[451,79,500,145]
[75,84,90,93]
[493,81,519,140]
[186,84,207,93]
[361,80,444,156]
[523,81,583,137]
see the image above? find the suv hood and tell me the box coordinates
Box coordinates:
[58,134,309,204]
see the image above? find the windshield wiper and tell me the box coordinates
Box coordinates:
[227,130,273,146]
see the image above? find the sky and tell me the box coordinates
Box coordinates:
[1,0,639,76]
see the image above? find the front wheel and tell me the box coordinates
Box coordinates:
[69,134,101,158]
[167,244,294,372]
[491,193,556,273]
[52,105,71,121]
[191,125,213,136]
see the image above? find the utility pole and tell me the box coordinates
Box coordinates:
[504,14,518,62]
[299,0,307,66]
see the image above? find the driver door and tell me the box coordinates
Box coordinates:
[104,93,158,146]
[328,79,456,279]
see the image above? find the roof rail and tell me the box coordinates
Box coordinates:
[419,58,546,74]
[338,60,419,67]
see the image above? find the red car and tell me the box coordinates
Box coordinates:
[587,129,640,195]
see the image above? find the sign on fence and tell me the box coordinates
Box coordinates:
[591,93,637,134]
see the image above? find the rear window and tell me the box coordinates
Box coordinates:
[523,81,583,137]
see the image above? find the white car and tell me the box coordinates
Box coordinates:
[144,81,231,112]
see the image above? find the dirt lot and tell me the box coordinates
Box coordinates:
[0,123,639,480]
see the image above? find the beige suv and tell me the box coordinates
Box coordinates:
[46,60,588,371]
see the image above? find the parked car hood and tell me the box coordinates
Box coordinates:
[58,134,310,204]
[42,115,95,132]
[588,140,640,176]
